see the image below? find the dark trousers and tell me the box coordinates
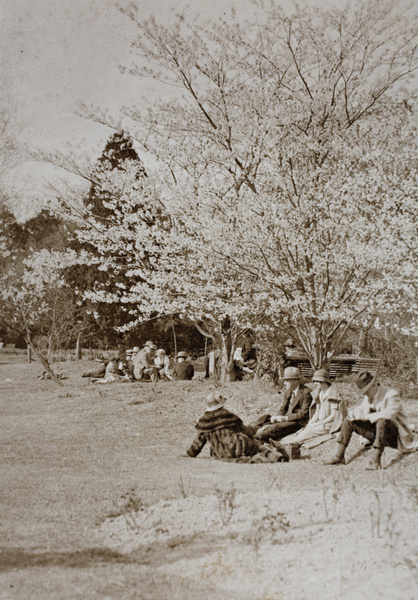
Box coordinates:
[337,418,398,450]
[254,421,304,442]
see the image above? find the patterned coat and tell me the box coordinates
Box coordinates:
[187,407,261,460]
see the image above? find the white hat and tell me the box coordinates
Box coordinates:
[206,392,228,411]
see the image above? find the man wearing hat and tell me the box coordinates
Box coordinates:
[173,351,194,380]
[132,342,159,381]
[327,370,418,469]
[253,366,313,442]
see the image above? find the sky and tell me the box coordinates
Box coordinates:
[1,0,278,217]
[0,0,356,217]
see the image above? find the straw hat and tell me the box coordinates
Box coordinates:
[206,392,228,412]
[312,368,331,384]
[156,349,166,356]
[177,351,188,358]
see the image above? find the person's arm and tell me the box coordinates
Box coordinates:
[368,389,401,423]
[187,433,207,457]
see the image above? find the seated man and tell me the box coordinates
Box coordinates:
[252,367,312,442]
[132,343,159,382]
[173,351,194,380]
[326,370,418,469]
[187,392,288,463]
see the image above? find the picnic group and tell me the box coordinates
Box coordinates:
[187,367,418,469]
[82,341,418,470]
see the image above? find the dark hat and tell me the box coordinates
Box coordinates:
[353,370,376,393]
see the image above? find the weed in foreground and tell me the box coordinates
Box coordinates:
[178,475,192,498]
[245,507,291,562]
[106,488,147,532]
[213,483,237,526]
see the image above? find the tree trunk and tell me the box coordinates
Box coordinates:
[172,324,177,358]
[25,335,64,387]
[75,332,82,360]
[220,317,235,383]
[27,345,32,363]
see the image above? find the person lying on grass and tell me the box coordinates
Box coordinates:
[187,392,289,463]
[326,370,418,470]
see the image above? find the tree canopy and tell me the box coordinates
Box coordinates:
[49,0,418,372]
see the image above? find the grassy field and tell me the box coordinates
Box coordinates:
[1,354,418,600]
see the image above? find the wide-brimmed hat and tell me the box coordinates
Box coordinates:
[206,392,228,412]
[177,351,188,358]
[312,368,331,384]
[147,343,157,351]
[132,346,140,353]
[283,366,302,380]
[353,370,376,393]
[145,341,155,347]
[156,349,166,356]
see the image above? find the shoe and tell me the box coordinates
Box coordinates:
[269,439,290,462]
[325,456,346,465]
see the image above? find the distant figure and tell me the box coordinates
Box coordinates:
[204,349,222,379]
[155,349,173,380]
[173,351,194,380]
[232,347,255,381]
[132,343,159,382]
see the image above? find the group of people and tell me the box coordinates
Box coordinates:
[82,341,194,383]
[187,366,418,469]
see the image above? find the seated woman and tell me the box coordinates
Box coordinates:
[280,368,347,446]
[187,392,288,462]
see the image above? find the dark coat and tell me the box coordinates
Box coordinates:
[173,361,194,380]
[275,384,312,425]
[187,407,261,460]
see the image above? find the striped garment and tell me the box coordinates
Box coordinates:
[187,407,262,460]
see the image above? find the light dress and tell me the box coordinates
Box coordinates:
[280,386,343,446]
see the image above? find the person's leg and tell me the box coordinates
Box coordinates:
[327,418,376,465]
[256,421,302,442]
[369,419,399,469]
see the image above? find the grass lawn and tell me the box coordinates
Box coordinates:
[1,354,417,599]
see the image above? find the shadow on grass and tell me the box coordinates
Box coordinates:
[0,533,218,572]
[0,547,140,571]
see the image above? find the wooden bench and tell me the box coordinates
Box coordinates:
[293,355,380,380]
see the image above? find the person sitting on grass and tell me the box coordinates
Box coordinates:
[326,370,418,470]
[280,369,347,447]
[187,392,289,463]
[173,351,194,380]
[155,349,173,380]
[249,367,312,442]
[132,343,159,382]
